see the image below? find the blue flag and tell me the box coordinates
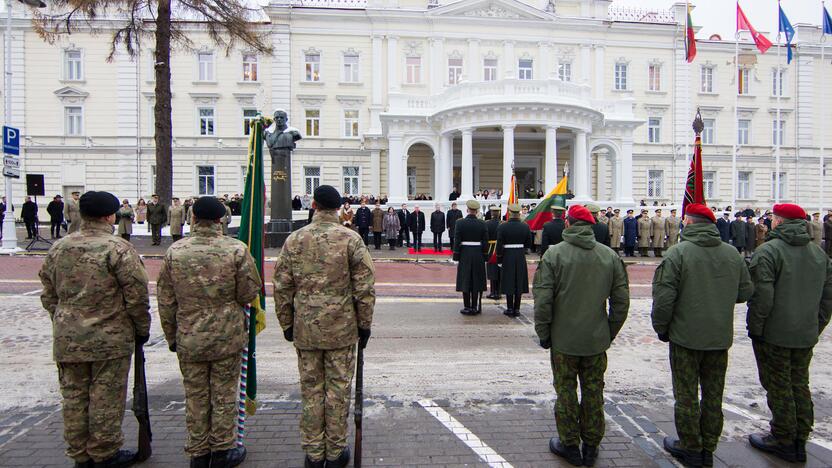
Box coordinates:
[824,5,832,35]
[779,5,795,64]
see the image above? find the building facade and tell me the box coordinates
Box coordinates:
[2,0,831,210]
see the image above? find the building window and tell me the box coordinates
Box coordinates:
[343,166,360,196]
[702,118,715,144]
[406,56,421,84]
[518,59,533,80]
[448,57,463,85]
[700,66,714,93]
[149,165,156,195]
[647,170,663,198]
[242,54,258,81]
[198,52,214,81]
[614,63,628,90]
[737,171,752,199]
[65,106,83,136]
[343,110,359,137]
[738,68,749,95]
[648,117,661,143]
[558,62,572,82]
[305,109,320,137]
[64,50,83,81]
[407,167,417,198]
[242,109,258,136]
[197,165,215,196]
[772,68,785,97]
[772,119,785,146]
[304,166,321,195]
[305,52,321,82]
[648,64,661,91]
[703,171,715,199]
[771,172,787,199]
[343,53,359,83]
[483,58,497,81]
[737,119,750,145]
[198,107,215,136]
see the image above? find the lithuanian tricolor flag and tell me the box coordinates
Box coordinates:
[524,176,568,230]
[685,2,696,63]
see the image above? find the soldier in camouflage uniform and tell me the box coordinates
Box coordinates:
[651,204,753,467]
[534,205,629,467]
[157,196,261,468]
[39,191,151,468]
[273,185,376,468]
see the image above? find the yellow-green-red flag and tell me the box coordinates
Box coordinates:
[524,176,568,230]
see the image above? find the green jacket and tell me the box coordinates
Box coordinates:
[651,223,753,350]
[533,223,630,356]
[747,219,832,348]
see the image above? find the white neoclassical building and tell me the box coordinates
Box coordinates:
[2,0,832,210]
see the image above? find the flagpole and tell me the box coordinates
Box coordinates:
[733,21,739,211]
[822,2,827,215]
[775,0,782,204]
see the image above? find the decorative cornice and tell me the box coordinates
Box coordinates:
[463,5,521,19]
[54,86,89,104]
[296,94,327,106]
[189,92,220,105]
[233,92,258,106]
[336,94,366,107]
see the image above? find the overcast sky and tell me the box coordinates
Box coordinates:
[611,0,824,40]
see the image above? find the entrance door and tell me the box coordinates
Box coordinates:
[515,167,538,198]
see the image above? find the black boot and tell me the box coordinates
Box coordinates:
[211,446,246,468]
[324,447,350,468]
[749,433,797,462]
[304,456,325,468]
[189,454,210,468]
[701,450,713,467]
[663,437,703,467]
[582,443,599,467]
[486,281,499,300]
[795,439,807,462]
[92,450,136,468]
[74,461,93,468]
[504,295,514,315]
[549,437,582,466]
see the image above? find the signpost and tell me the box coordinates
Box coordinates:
[2,125,20,250]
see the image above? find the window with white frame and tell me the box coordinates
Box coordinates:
[343,53,359,83]
[64,50,83,81]
[647,170,664,198]
[737,119,750,145]
[703,171,716,199]
[772,119,785,146]
[558,62,572,82]
[198,107,215,136]
[648,117,661,143]
[614,63,628,90]
[483,58,498,81]
[406,56,421,84]
[702,118,715,144]
[305,52,321,82]
[304,166,321,195]
[242,109,258,136]
[407,167,417,198]
[197,52,215,81]
[648,64,661,91]
[148,101,155,131]
[149,165,156,194]
[343,166,360,195]
[242,54,258,81]
[343,110,359,137]
[197,165,215,196]
[772,68,785,97]
[771,171,787,199]
[305,109,320,137]
[448,57,463,85]
[700,66,714,93]
[146,51,155,82]
[65,106,83,136]
[518,59,533,80]
[737,171,752,199]
[738,68,750,95]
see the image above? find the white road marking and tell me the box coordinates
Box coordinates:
[21,288,42,296]
[417,399,514,468]
[609,408,684,467]
[723,402,832,452]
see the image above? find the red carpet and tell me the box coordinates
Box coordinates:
[407,247,452,256]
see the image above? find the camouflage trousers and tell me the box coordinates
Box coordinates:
[551,351,607,447]
[297,345,356,462]
[57,357,131,463]
[179,354,241,457]
[669,344,728,452]
[753,341,814,443]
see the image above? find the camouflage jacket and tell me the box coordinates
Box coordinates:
[39,219,151,363]
[157,222,261,362]
[273,210,376,350]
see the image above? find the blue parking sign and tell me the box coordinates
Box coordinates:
[3,126,19,156]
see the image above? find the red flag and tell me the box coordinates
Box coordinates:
[682,132,706,219]
[685,4,697,63]
[737,3,772,54]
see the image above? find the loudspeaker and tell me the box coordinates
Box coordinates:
[26,174,45,197]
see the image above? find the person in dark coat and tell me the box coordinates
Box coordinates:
[446,202,463,248]
[586,204,610,246]
[453,199,489,315]
[730,213,747,254]
[485,206,502,300]
[47,195,64,239]
[21,196,38,239]
[291,195,302,211]
[430,204,445,252]
[745,216,757,256]
[623,209,638,257]
[540,205,566,256]
[371,203,385,250]
[497,204,533,317]
[716,213,731,243]
[354,200,372,246]
[146,194,167,245]
[449,187,460,201]
[407,206,426,251]
[397,204,411,247]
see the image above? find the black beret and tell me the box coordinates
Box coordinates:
[314,185,342,210]
[193,196,226,220]
[79,191,120,218]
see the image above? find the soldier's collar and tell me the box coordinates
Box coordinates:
[192,222,223,237]
[314,210,339,223]
[80,219,115,233]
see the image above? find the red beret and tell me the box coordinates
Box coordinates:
[568,205,596,224]
[684,203,715,223]
[773,203,806,220]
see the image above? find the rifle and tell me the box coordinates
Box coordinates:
[353,345,364,468]
[133,341,152,462]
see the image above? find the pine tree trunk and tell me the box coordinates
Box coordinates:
[153,0,173,206]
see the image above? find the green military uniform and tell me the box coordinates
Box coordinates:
[651,211,667,257]
[651,222,753,463]
[157,221,261,461]
[63,195,81,234]
[146,200,167,245]
[637,214,652,256]
[273,209,375,464]
[168,203,185,241]
[453,200,489,314]
[539,207,566,256]
[485,207,502,299]
[533,222,629,459]
[496,206,532,316]
[608,213,624,253]
[39,217,151,465]
[665,213,681,248]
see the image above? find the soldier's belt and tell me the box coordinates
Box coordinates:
[488,240,497,244]
[503,244,525,248]
[461,242,482,246]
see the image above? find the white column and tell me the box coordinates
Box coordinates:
[618,138,635,204]
[430,38,444,95]
[503,41,515,79]
[461,128,474,198]
[573,130,590,200]
[370,149,381,197]
[433,147,442,201]
[467,39,480,82]
[388,135,406,202]
[387,36,399,93]
[440,133,453,200]
[544,125,558,190]
[369,35,383,134]
[502,124,515,199]
[538,42,550,81]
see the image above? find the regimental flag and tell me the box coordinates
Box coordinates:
[524,176,568,231]
[824,3,832,35]
[503,173,518,220]
[682,126,706,219]
[685,2,697,63]
[779,4,795,64]
[737,2,772,54]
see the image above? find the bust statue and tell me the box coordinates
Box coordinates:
[264,109,302,167]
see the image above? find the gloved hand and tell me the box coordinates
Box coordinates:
[168,342,177,353]
[539,338,551,350]
[136,334,150,346]
[657,333,670,343]
[748,332,764,343]
[358,328,371,349]
[283,327,294,342]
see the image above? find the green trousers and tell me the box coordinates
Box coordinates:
[753,341,814,443]
[551,351,607,447]
[669,344,728,452]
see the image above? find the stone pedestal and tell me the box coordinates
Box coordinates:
[265,151,293,248]
[265,219,293,248]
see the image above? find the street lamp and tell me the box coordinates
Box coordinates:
[2,0,45,252]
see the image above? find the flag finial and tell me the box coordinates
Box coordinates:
[692,109,704,135]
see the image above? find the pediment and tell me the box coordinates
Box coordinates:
[54,86,89,103]
[427,0,554,21]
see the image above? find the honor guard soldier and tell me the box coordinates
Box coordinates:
[157,196,262,468]
[539,205,567,256]
[534,205,629,467]
[273,185,376,468]
[39,191,151,468]
[454,199,489,315]
[496,204,532,317]
[651,204,753,467]
[747,203,832,463]
[485,205,502,300]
